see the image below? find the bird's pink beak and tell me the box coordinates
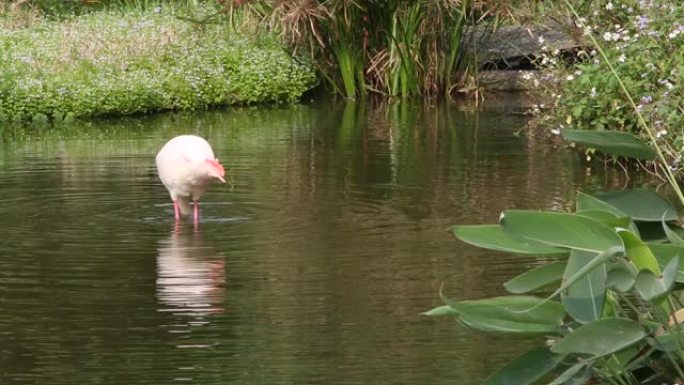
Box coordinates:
[206,158,225,183]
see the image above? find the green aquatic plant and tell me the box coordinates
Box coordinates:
[427,189,684,384]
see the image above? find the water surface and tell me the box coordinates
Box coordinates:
[0,99,628,384]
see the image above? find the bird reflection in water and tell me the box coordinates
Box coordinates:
[156,230,226,319]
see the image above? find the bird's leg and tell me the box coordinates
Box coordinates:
[173,200,180,221]
[193,200,199,226]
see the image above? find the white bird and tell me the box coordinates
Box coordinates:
[156,135,225,223]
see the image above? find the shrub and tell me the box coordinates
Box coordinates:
[531,1,684,171]
[0,8,317,123]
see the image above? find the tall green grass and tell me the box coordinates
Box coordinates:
[222,0,514,99]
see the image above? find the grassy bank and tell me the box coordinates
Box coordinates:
[0,6,317,123]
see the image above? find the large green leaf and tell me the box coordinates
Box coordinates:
[606,263,636,292]
[562,129,656,160]
[594,189,677,221]
[551,318,647,356]
[501,210,624,253]
[663,220,684,246]
[481,347,566,385]
[548,363,591,385]
[576,210,632,229]
[635,257,679,301]
[561,250,607,324]
[422,305,457,316]
[504,261,566,294]
[452,225,569,255]
[442,295,565,335]
[619,230,661,274]
[576,191,640,234]
[648,242,684,283]
[651,330,684,352]
[576,191,626,216]
[457,313,562,334]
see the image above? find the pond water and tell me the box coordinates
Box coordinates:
[0,99,629,384]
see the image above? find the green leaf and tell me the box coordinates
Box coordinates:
[663,220,684,246]
[562,250,607,324]
[619,230,661,274]
[457,313,562,334]
[648,242,684,283]
[442,295,565,335]
[422,305,457,316]
[606,263,636,292]
[504,261,566,294]
[594,189,677,221]
[576,210,632,228]
[651,329,684,352]
[635,257,679,301]
[551,318,647,356]
[548,363,591,385]
[576,192,626,216]
[452,225,569,256]
[501,210,624,254]
[481,347,566,385]
[562,129,655,160]
[508,248,618,318]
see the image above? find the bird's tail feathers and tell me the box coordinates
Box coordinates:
[177,196,192,216]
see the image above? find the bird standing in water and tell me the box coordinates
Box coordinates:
[156,135,225,224]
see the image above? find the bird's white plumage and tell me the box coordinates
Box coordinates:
[156,135,224,217]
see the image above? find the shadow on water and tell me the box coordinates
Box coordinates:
[0,98,643,385]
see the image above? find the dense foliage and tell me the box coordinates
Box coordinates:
[0,7,316,123]
[533,0,684,171]
[220,0,512,98]
[428,189,684,385]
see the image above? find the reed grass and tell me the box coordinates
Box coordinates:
[221,0,522,99]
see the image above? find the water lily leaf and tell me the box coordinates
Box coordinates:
[635,257,678,301]
[619,230,661,274]
[548,363,591,385]
[501,210,624,254]
[594,189,677,221]
[452,225,569,256]
[606,263,636,292]
[504,261,566,294]
[562,129,656,160]
[647,242,684,283]
[481,347,566,385]
[551,318,647,356]
[561,250,607,324]
[441,295,565,335]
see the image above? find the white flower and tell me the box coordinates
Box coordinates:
[618,54,626,62]
[566,75,575,81]
[590,87,597,98]
[606,2,614,10]
[538,36,545,44]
